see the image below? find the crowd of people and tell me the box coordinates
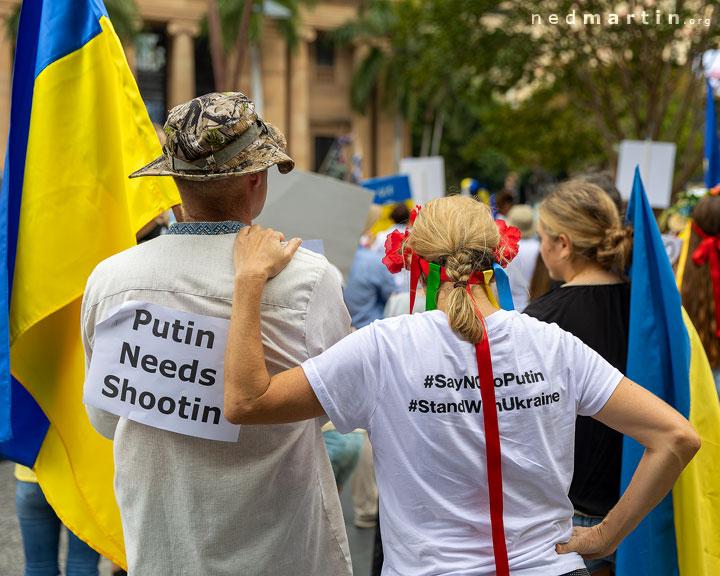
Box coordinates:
[11,90,716,576]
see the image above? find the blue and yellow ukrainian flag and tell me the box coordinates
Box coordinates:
[618,168,720,575]
[671,78,720,575]
[0,0,179,565]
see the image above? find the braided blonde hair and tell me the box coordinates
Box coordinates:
[408,196,500,344]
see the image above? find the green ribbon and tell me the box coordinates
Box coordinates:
[425,262,442,311]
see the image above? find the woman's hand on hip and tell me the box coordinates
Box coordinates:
[556,523,614,559]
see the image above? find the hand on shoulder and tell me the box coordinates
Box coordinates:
[234,224,302,281]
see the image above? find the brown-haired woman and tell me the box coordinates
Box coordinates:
[523,181,634,576]
[680,193,720,395]
[224,196,698,576]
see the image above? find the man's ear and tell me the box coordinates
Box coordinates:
[247,172,261,190]
[248,170,267,191]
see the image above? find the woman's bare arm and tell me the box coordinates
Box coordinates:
[557,377,700,558]
[224,225,325,425]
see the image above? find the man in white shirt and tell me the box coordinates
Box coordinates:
[82,93,352,575]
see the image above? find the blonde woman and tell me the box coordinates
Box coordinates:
[225,196,698,576]
[524,181,634,576]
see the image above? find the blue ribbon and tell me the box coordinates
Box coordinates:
[492,263,515,311]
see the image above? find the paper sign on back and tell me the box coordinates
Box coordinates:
[84,301,239,442]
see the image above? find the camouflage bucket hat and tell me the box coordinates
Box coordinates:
[130,92,294,180]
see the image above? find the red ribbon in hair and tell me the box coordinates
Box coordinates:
[408,255,510,576]
[692,222,720,337]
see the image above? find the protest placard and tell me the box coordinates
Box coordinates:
[84,301,239,442]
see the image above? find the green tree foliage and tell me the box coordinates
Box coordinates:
[339,0,720,192]
[507,0,720,192]
[334,0,531,119]
[215,0,308,52]
[441,87,606,191]
[334,0,539,183]
[206,0,315,91]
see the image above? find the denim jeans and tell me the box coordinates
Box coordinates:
[573,513,615,575]
[15,480,100,576]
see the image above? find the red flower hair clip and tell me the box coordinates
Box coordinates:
[494,220,521,268]
[409,204,422,225]
[382,204,421,273]
[382,228,411,274]
[381,204,521,273]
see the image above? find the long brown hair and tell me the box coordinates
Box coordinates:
[408,196,499,344]
[680,195,720,367]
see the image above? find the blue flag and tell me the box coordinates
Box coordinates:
[617,167,691,575]
[0,0,51,462]
[705,80,720,189]
[362,174,412,205]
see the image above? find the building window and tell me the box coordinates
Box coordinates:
[315,32,334,68]
[194,35,215,98]
[314,136,336,173]
[135,29,167,125]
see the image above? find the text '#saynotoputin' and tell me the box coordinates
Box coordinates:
[422,371,546,391]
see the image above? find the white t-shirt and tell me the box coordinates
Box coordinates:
[303,309,623,576]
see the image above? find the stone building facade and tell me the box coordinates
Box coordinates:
[0,0,409,179]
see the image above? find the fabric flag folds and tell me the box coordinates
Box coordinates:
[673,310,720,575]
[706,79,720,189]
[619,168,720,576]
[618,167,690,575]
[672,79,720,573]
[0,0,179,566]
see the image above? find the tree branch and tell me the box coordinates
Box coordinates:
[673,147,703,195]
[231,0,255,91]
[207,0,226,91]
[613,50,643,136]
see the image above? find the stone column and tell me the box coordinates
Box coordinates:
[288,28,313,171]
[376,102,397,177]
[166,20,198,109]
[0,2,15,169]
[259,20,287,131]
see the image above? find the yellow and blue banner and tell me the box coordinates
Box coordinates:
[0,0,179,565]
[620,168,720,575]
[619,167,689,574]
[671,79,720,574]
[673,309,720,574]
[363,174,412,206]
[362,174,414,236]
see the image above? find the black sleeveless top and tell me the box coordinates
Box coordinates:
[524,283,631,516]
